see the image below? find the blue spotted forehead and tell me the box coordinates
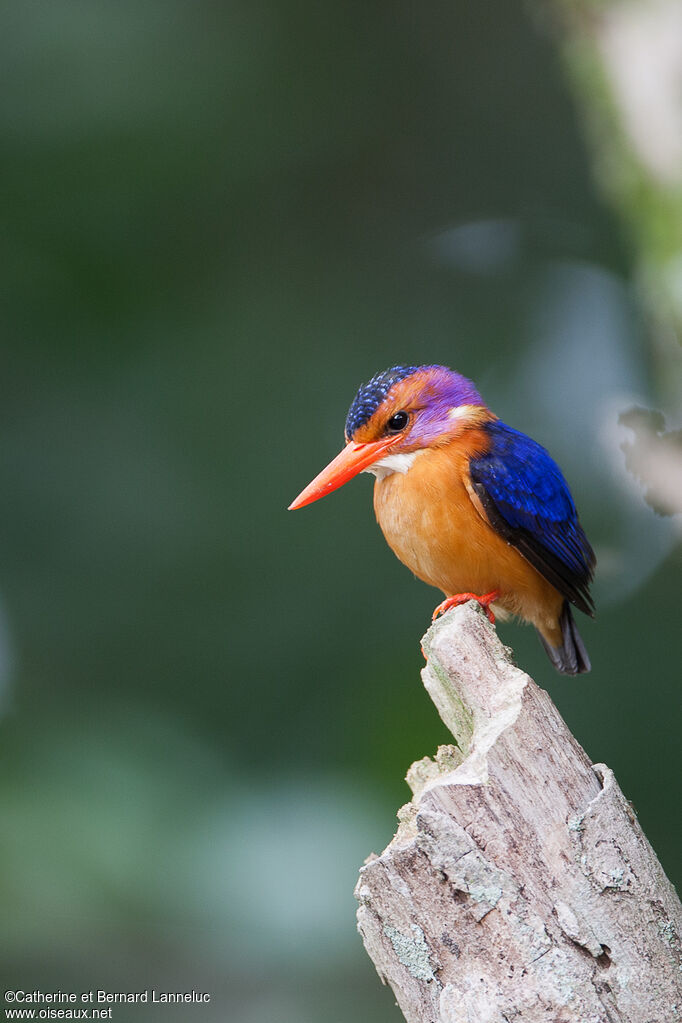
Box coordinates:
[345,365,423,438]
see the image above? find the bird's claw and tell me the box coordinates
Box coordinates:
[432,590,501,624]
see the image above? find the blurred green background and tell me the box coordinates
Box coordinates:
[1,2,680,1021]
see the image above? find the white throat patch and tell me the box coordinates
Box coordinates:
[363,450,423,480]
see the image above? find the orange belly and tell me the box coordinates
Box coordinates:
[373,438,564,645]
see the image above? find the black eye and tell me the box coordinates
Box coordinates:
[386,410,409,433]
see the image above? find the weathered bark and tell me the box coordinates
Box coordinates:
[355,604,682,1022]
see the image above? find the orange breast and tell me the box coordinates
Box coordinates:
[373,433,564,643]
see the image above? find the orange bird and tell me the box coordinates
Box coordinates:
[289,365,595,674]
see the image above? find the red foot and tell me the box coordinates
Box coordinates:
[432,590,501,624]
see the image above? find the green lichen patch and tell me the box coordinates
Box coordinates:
[384,923,438,983]
[425,655,475,750]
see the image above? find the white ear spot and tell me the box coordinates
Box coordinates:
[447,404,479,421]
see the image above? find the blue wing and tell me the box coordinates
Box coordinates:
[469,421,595,615]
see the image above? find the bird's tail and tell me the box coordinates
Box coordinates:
[538,601,591,675]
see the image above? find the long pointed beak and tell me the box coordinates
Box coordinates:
[288,436,397,510]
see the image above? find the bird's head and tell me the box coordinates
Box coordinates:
[289,364,486,510]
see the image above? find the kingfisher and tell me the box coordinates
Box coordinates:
[289,365,595,674]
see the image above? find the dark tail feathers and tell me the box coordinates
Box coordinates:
[538,601,591,675]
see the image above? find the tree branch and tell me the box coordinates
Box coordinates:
[355,603,682,1022]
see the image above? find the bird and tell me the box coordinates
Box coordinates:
[289,364,595,675]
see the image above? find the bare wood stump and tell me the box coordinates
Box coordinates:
[355,603,682,1022]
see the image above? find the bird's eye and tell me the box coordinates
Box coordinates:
[386,410,409,433]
